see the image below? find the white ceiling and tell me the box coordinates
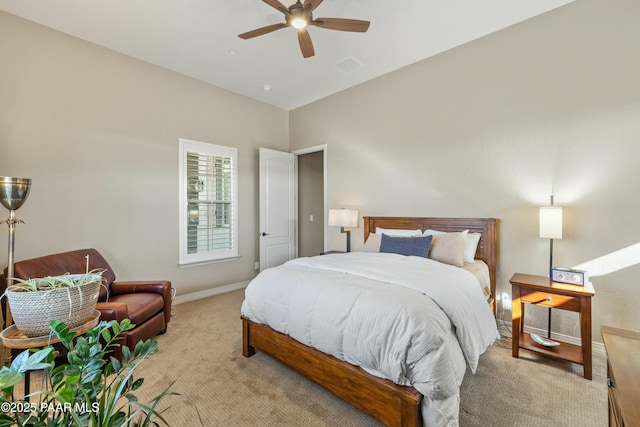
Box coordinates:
[0,0,573,110]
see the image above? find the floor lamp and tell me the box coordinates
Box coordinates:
[0,177,32,329]
[539,195,563,339]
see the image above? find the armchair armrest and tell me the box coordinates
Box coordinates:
[110,280,172,324]
[96,302,129,323]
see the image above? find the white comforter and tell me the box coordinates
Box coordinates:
[241,252,499,426]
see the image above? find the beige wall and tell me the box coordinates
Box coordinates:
[2,0,639,343]
[290,0,640,341]
[0,11,289,296]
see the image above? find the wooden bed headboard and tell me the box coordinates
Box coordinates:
[363,216,498,313]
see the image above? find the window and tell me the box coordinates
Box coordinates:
[179,138,238,266]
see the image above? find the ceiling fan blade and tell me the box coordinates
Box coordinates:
[297,29,315,58]
[238,23,288,39]
[311,18,370,32]
[262,0,288,14]
[302,0,324,12]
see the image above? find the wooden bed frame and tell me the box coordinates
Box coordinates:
[242,216,498,427]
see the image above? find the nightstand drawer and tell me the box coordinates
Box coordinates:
[519,289,580,311]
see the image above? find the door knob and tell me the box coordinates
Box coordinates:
[260,232,270,237]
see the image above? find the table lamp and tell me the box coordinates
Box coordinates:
[328,209,358,252]
[539,195,563,339]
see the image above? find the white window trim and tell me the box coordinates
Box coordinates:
[178,138,238,267]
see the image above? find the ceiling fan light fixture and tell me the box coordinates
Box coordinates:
[238,0,370,59]
[291,17,308,29]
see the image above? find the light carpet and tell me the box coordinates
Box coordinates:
[4,289,608,426]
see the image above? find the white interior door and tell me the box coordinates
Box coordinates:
[259,147,296,271]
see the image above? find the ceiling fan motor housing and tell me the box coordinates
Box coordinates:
[287,2,311,28]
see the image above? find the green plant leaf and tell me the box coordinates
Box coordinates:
[64,364,82,377]
[122,345,132,362]
[8,349,30,369]
[110,357,122,372]
[120,318,135,332]
[131,378,144,391]
[101,328,113,342]
[0,371,24,390]
[9,347,55,373]
[124,392,139,402]
[0,318,195,426]
[50,320,77,348]
[7,270,105,292]
[57,386,75,404]
[84,359,105,372]
[88,343,103,358]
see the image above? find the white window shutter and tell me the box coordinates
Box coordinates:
[179,139,238,266]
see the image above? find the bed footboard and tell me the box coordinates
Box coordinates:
[241,316,422,427]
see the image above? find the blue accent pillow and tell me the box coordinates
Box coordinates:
[379,234,433,257]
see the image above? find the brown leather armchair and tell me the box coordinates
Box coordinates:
[5,248,172,357]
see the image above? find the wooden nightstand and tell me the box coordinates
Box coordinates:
[509,273,595,379]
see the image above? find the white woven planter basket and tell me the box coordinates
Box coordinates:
[7,278,101,338]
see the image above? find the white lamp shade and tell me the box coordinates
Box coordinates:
[539,206,563,239]
[328,209,359,228]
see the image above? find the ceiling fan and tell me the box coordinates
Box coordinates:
[238,0,370,58]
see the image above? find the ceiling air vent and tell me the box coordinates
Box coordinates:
[333,57,363,74]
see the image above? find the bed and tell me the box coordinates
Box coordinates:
[241,216,498,426]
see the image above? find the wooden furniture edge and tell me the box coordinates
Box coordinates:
[602,325,640,340]
[242,316,422,427]
[363,216,498,315]
[601,325,640,426]
[509,272,595,297]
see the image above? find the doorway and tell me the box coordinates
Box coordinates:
[296,149,325,257]
[258,145,326,271]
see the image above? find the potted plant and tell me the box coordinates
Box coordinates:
[3,270,105,337]
[0,319,196,426]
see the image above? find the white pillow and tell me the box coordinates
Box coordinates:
[363,233,382,252]
[375,227,422,236]
[464,232,482,263]
[424,229,480,263]
[427,230,467,267]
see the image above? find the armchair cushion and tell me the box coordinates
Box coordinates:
[109,280,172,324]
[108,293,163,325]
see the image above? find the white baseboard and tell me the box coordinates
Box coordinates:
[173,280,249,305]
[497,322,605,356]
